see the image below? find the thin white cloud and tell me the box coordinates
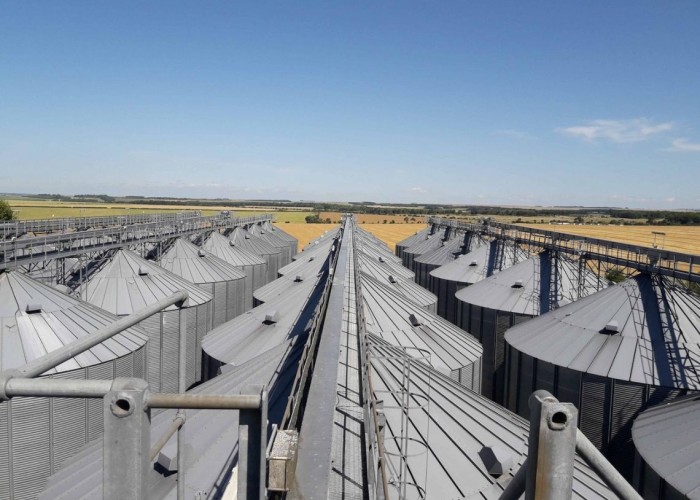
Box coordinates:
[410,187,427,193]
[666,197,676,203]
[666,138,700,152]
[557,118,673,143]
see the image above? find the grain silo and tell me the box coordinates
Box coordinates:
[402,226,448,272]
[395,226,430,260]
[262,220,298,256]
[428,239,524,323]
[503,273,699,478]
[0,271,148,500]
[413,232,468,289]
[201,231,268,305]
[455,251,604,404]
[85,249,213,391]
[361,271,483,390]
[367,337,618,499]
[248,222,293,266]
[359,264,437,313]
[40,337,305,500]
[202,279,323,377]
[631,394,700,499]
[159,238,248,326]
[253,271,319,306]
[277,249,329,278]
[227,226,283,283]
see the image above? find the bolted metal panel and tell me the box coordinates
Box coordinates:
[161,309,180,394]
[213,281,227,327]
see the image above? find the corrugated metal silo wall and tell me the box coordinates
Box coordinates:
[137,301,212,392]
[448,358,482,393]
[414,261,430,289]
[200,281,246,329]
[429,275,468,325]
[263,252,282,283]
[504,344,692,480]
[456,303,533,404]
[0,346,147,500]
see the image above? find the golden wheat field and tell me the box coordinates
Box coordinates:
[521,224,700,255]
[274,223,338,251]
[361,224,428,252]
[319,212,425,224]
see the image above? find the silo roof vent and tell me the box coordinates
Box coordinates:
[138,267,150,276]
[602,320,620,334]
[478,445,513,476]
[294,275,304,282]
[388,275,397,284]
[229,240,236,247]
[408,313,422,327]
[263,311,279,324]
[512,279,523,288]
[378,256,385,263]
[25,303,43,314]
[244,234,250,239]
[469,260,478,266]
[198,250,207,257]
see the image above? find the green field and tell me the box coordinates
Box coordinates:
[1,199,312,222]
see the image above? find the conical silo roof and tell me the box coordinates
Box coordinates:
[0,271,148,374]
[40,337,305,500]
[403,227,447,256]
[85,249,212,314]
[159,238,247,285]
[253,272,319,305]
[455,251,604,316]
[264,221,298,252]
[360,271,437,312]
[291,237,334,262]
[429,241,502,286]
[201,231,266,269]
[413,235,465,266]
[356,240,403,265]
[202,282,322,366]
[248,223,293,264]
[357,250,414,280]
[301,228,338,251]
[367,338,618,499]
[361,273,482,384]
[278,250,328,277]
[395,227,430,254]
[505,274,700,389]
[228,226,281,259]
[631,394,700,499]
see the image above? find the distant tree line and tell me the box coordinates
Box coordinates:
[12,194,700,225]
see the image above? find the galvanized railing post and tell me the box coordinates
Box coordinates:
[177,303,188,500]
[103,378,151,500]
[237,384,268,500]
[525,390,578,500]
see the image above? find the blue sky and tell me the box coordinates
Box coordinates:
[1,2,699,208]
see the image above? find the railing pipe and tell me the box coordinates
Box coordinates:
[574,430,642,500]
[525,390,578,500]
[3,378,113,398]
[149,414,185,462]
[147,393,263,409]
[15,290,188,380]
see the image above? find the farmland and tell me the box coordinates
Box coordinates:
[3,198,312,223]
[520,224,700,255]
[274,223,337,251]
[319,212,425,225]
[361,224,428,252]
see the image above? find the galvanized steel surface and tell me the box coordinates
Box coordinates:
[632,394,700,499]
[39,339,304,500]
[368,338,616,499]
[505,274,700,388]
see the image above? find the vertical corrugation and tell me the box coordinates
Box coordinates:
[580,375,610,451]
[86,363,112,441]
[161,309,180,393]
[0,402,10,498]
[11,397,51,499]
[139,314,162,392]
